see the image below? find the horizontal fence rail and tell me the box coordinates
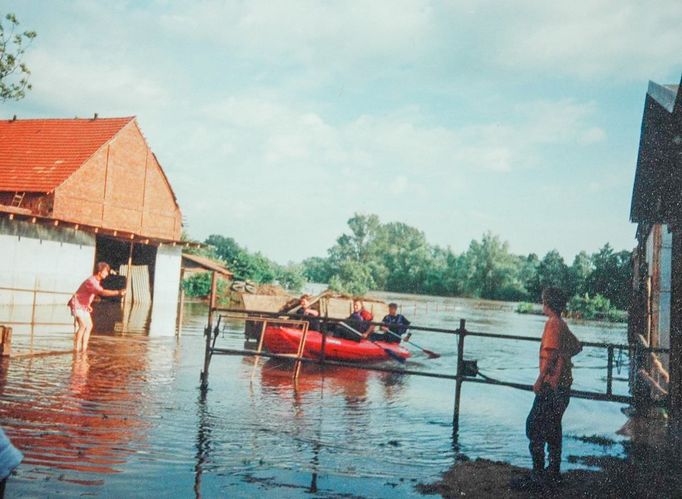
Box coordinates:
[0,285,74,327]
[210,306,664,352]
[0,286,72,296]
[200,300,664,435]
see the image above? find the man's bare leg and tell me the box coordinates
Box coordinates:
[81,314,93,351]
[74,316,86,352]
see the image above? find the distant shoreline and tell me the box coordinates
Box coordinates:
[515,302,628,324]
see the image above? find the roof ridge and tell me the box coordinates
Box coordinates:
[3,116,136,123]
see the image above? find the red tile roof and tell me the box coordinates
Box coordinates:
[0,117,134,192]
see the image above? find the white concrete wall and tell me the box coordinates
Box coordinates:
[0,220,96,325]
[149,244,181,336]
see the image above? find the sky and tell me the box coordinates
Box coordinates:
[2,1,682,264]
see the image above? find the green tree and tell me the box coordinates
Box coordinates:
[378,222,432,293]
[568,251,593,297]
[519,253,540,300]
[587,244,632,310]
[182,272,227,297]
[0,13,36,101]
[326,214,383,294]
[328,260,375,295]
[301,256,332,283]
[527,250,569,300]
[275,263,306,291]
[204,234,277,283]
[460,232,524,300]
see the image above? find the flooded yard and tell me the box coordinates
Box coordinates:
[1,294,629,497]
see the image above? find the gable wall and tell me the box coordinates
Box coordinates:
[52,122,181,240]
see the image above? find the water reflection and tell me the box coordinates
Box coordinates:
[259,360,371,408]
[2,295,631,497]
[194,390,213,499]
[0,338,152,484]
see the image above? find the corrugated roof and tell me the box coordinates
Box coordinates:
[0,117,134,193]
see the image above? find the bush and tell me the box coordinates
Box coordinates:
[567,293,627,322]
[182,273,227,298]
[515,302,536,314]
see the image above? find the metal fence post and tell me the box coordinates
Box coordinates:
[31,288,38,325]
[453,318,466,436]
[607,345,614,396]
[200,271,218,390]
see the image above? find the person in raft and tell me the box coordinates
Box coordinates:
[68,262,126,352]
[374,303,411,343]
[524,287,578,486]
[343,299,375,340]
[295,294,320,331]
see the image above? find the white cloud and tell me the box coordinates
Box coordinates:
[494,0,682,79]
[25,49,169,116]
[3,0,645,262]
[159,0,434,67]
[579,127,607,145]
[389,176,409,195]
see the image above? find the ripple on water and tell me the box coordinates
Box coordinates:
[1,300,630,497]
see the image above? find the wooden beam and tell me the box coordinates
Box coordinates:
[669,228,682,438]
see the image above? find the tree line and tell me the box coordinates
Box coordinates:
[183,234,306,295]
[302,214,632,310]
[183,213,632,311]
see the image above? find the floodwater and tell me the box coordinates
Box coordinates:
[0,293,630,498]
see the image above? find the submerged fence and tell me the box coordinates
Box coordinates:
[0,285,74,326]
[198,277,667,438]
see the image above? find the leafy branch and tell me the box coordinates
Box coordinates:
[0,13,37,102]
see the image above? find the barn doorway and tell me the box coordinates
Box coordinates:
[95,236,158,302]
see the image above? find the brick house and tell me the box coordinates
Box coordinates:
[0,116,187,333]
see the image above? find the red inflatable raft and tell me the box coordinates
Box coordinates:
[262,325,410,363]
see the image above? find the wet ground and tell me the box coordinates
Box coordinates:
[0,294,632,497]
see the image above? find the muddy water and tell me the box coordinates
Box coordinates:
[1,295,629,497]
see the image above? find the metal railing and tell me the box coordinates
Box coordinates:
[199,311,660,439]
[196,271,669,438]
[0,285,74,326]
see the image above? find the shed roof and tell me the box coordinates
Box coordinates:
[0,117,134,193]
[181,253,233,277]
[630,75,682,224]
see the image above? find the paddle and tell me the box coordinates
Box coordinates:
[339,322,406,364]
[382,329,441,359]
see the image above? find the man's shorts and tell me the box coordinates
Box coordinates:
[71,308,91,320]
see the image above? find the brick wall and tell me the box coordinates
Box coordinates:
[53,121,182,240]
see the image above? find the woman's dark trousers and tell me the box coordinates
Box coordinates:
[526,386,570,476]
